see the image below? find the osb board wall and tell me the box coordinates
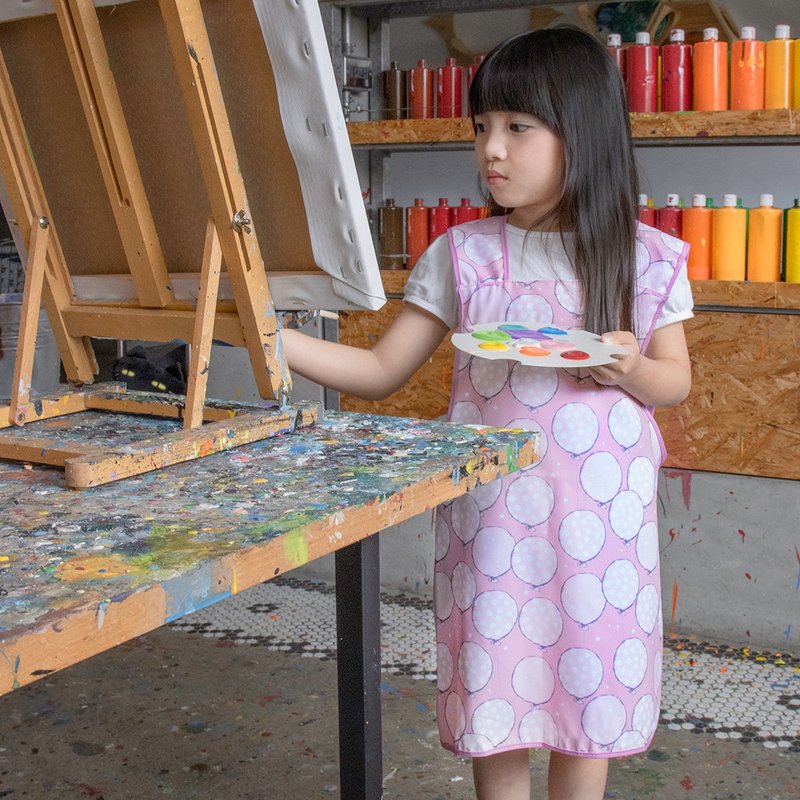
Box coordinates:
[0,0,314,275]
[340,274,800,480]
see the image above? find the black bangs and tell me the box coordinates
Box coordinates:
[469,32,561,132]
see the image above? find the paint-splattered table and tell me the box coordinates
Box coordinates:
[0,409,537,798]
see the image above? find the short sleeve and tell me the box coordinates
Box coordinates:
[655,258,694,329]
[403,235,459,329]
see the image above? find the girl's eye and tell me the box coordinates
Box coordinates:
[510,122,532,133]
[474,122,486,133]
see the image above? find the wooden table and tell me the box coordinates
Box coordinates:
[0,409,537,799]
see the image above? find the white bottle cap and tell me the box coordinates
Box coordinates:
[638,193,649,206]
[703,27,719,41]
[670,28,685,43]
[692,193,707,207]
[759,193,774,207]
[666,193,680,206]
[775,24,791,40]
[723,193,738,207]
[635,31,650,45]
[740,26,756,40]
[607,33,622,47]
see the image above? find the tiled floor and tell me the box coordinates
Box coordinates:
[170,576,800,752]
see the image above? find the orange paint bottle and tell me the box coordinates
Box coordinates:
[765,25,794,109]
[711,194,747,281]
[405,198,428,269]
[408,59,434,119]
[682,193,712,280]
[693,27,728,111]
[746,194,782,282]
[730,26,765,110]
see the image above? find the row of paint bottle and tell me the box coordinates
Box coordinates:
[382,56,484,119]
[378,197,487,269]
[611,25,800,112]
[639,193,800,282]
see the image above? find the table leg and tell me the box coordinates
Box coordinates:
[335,534,383,800]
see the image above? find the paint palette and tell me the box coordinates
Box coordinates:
[451,323,628,367]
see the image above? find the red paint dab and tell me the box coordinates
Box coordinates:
[738,529,746,542]
[561,350,590,360]
[745,572,752,580]
[680,774,695,790]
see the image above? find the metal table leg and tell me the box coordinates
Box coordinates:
[335,534,383,799]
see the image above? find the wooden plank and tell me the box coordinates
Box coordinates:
[8,220,49,425]
[0,46,96,383]
[0,435,91,466]
[184,219,222,429]
[0,387,89,429]
[346,110,800,146]
[53,0,173,309]
[691,279,800,309]
[62,305,246,347]
[84,393,244,423]
[65,404,319,488]
[158,0,290,401]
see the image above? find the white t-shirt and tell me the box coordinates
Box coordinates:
[404,223,694,332]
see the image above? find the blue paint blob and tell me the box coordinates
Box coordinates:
[538,326,567,335]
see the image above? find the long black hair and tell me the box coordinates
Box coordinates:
[469,26,638,336]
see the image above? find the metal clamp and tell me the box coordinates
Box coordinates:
[232,209,252,234]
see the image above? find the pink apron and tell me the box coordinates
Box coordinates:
[434,217,688,758]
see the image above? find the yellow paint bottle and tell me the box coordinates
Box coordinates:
[765,24,794,109]
[711,194,747,281]
[785,199,800,283]
[746,194,782,282]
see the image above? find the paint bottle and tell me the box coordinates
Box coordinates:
[637,193,656,226]
[378,199,404,270]
[607,33,626,82]
[466,55,485,115]
[765,25,794,109]
[682,193,712,280]
[405,198,428,269]
[794,41,800,107]
[693,28,728,111]
[730,26,765,110]
[407,59,434,119]
[429,197,452,243]
[452,197,481,225]
[746,194,782,282]
[656,193,683,238]
[711,194,747,281]
[661,29,692,112]
[382,61,406,120]
[785,199,800,282]
[436,57,463,118]
[626,31,658,112]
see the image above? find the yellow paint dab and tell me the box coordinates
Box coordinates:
[0,555,10,562]
[253,478,268,484]
[55,554,131,581]
[478,341,509,351]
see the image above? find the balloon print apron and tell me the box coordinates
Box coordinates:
[434,217,688,758]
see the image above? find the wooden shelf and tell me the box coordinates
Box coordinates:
[348,110,800,147]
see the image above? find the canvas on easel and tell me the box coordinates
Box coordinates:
[0,0,384,487]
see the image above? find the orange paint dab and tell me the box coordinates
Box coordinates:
[519,346,550,357]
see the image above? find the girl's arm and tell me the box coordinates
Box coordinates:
[281,304,450,401]
[588,322,691,407]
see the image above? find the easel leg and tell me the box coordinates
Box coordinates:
[183,219,222,430]
[9,217,49,425]
[335,535,383,800]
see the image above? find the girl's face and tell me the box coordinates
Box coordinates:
[473,111,565,230]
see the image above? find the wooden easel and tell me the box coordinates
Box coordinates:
[0,0,316,488]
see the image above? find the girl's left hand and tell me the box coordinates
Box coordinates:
[587,330,641,387]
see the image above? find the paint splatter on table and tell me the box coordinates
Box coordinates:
[0,410,537,693]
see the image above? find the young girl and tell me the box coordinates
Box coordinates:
[282,26,692,800]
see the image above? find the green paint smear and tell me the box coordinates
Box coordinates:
[128,525,242,576]
[281,528,308,568]
[472,329,511,342]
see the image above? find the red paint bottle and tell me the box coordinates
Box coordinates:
[466,55,485,115]
[607,33,626,82]
[661,28,693,111]
[405,198,428,269]
[436,57,463,118]
[429,197,452,243]
[452,197,481,225]
[656,193,683,238]
[627,31,658,112]
[408,59,434,119]
[638,194,656,226]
